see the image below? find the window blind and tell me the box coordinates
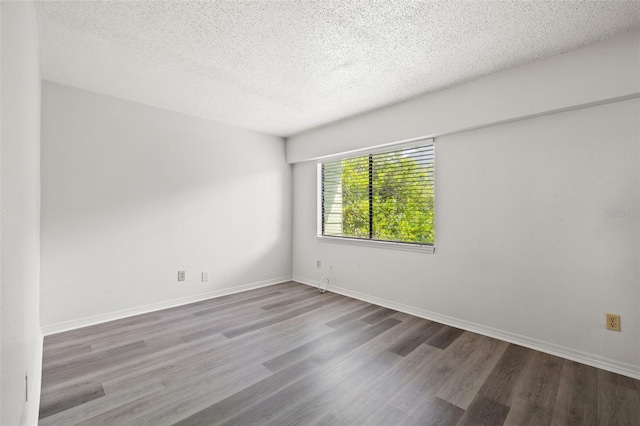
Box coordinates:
[321,141,434,245]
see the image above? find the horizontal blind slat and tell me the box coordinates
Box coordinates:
[321,141,435,245]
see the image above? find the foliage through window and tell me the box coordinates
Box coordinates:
[320,141,434,246]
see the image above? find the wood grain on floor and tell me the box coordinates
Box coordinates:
[39,281,640,425]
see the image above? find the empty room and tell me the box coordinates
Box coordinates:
[1,1,639,425]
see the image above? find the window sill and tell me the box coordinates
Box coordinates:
[317,235,435,254]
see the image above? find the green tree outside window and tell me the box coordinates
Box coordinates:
[322,143,434,245]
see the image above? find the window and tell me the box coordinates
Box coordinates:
[319,140,434,250]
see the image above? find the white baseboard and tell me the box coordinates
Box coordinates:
[41,276,292,335]
[293,275,640,380]
[26,329,44,426]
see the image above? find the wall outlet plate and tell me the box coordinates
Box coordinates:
[202,272,209,282]
[178,270,186,282]
[606,313,621,331]
[316,260,321,268]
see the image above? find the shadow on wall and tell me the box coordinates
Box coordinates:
[40,83,292,327]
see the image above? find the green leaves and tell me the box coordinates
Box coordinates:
[339,150,434,244]
[341,156,370,238]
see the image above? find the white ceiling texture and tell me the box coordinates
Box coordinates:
[36,1,640,137]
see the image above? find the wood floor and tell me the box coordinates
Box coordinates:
[39,281,639,425]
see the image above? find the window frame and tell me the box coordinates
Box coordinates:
[316,139,435,254]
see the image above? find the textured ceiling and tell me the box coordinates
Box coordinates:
[36,1,640,137]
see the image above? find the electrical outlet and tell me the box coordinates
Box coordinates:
[606,313,621,331]
[316,260,321,268]
[201,272,209,282]
[177,271,186,282]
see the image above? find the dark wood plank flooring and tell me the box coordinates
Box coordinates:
[39,282,640,425]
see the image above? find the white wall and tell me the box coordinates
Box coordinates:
[1,2,42,425]
[40,82,292,332]
[288,29,640,163]
[290,31,640,378]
